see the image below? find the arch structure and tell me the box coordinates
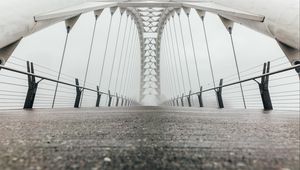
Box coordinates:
[126,5,175,103]
[0,0,299,103]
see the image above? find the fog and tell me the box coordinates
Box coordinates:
[2,8,298,109]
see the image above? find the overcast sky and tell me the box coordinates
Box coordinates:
[6,8,299,107]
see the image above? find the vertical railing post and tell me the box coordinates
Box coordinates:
[129,99,132,106]
[176,97,179,107]
[108,90,112,107]
[24,61,40,109]
[181,94,184,107]
[74,78,82,108]
[121,96,124,106]
[295,61,300,76]
[125,98,128,107]
[216,79,224,109]
[172,98,176,107]
[257,62,273,110]
[116,94,120,107]
[198,86,204,107]
[187,90,192,107]
[96,86,101,107]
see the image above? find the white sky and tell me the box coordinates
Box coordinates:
[8,8,299,108]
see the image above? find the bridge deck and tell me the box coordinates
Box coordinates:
[0,107,299,169]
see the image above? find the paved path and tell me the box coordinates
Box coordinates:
[0,106,299,170]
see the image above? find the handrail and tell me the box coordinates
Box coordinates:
[0,64,112,96]
[176,64,300,99]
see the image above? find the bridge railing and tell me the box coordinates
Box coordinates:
[0,61,136,110]
[165,62,300,111]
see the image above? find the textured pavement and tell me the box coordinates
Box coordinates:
[0,106,299,170]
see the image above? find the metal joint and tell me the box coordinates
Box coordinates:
[108,90,113,107]
[198,86,204,107]
[181,94,184,107]
[257,62,273,110]
[24,61,41,109]
[74,78,82,108]
[216,79,224,108]
[187,90,192,107]
[96,86,101,107]
[116,94,120,107]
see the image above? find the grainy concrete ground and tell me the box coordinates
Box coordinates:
[0,106,299,170]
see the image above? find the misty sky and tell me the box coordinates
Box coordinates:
[6,8,299,108]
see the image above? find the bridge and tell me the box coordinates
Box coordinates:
[0,0,299,169]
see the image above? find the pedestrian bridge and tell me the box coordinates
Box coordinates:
[0,107,299,169]
[0,0,299,169]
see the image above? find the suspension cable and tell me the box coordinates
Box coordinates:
[137,38,141,100]
[163,32,175,96]
[119,26,137,94]
[80,16,99,106]
[187,16,201,89]
[178,15,192,91]
[165,32,177,98]
[114,16,130,92]
[108,14,123,91]
[162,35,176,98]
[124,41,138,97]
[52,28,70,108]
[229,29,247,109]
[122,32,138,95]
[167,22,183,94]
[172,17,186,93]
[118,23,135,94]
[201,17,216,88]
[133,43,140,99]
[165,24,180,95]
[160,36,168,97]
[124,41,137,97]
[98,14,113,89]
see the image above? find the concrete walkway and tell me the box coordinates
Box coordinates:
[0,106,299,169]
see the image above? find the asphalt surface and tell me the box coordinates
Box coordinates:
[0,106,299,170]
